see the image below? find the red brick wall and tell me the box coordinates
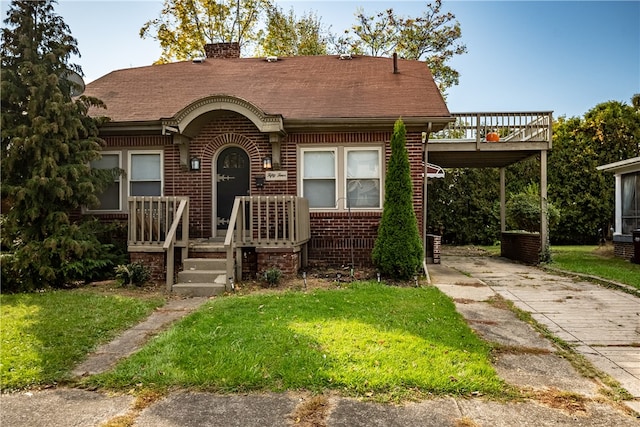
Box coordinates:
[256,249,300,276]
[501,232,541,265]
[614,241,635,260]
[103,135,171,148]
[101,119,428,270]
[308,212,380,267]
[130,252,165,283]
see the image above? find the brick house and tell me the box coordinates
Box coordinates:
[84,43,552,294]
[597,157,640,261]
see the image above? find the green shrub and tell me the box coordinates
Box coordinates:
[506,183,560,232]
[1,217,128,291]
[115,262,151,286]
[263,267,282,287]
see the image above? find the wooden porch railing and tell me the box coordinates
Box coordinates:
[128,196,189,246]
[224,196,310,289]
[127,196,189,290]
[433,112,552,144]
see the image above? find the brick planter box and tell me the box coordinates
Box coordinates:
[501,231,541,265]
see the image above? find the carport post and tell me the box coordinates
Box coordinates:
[540,150,549,260]
[500,168,506,232]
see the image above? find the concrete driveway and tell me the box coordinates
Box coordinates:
[430,254,640,413]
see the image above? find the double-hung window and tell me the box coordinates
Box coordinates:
[346,149,380,208]
[302,149,337,208]
[300,146,382,210]
[621,172,639,234]
[129,152,163,197]
[89,152,121,211]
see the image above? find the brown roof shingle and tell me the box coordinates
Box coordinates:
[84,55,450,123]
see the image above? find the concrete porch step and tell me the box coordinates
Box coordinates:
[172,282,226,297]
[174,257,229,296]
[177,269,226,284]
[183,258,226,271]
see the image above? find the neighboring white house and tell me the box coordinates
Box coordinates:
[597,156,640,260]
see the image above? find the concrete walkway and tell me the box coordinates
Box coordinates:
[72,296,209,377]
[2,255,639,426]
[435,255,640,410]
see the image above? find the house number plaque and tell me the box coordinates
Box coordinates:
[265,171,287,181]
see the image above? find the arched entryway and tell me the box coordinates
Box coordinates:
[214,146,250,236]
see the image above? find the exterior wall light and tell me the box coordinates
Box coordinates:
[190,157,201,171]
[263,156,272,170]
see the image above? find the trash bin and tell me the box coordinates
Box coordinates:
[633,229,640,264]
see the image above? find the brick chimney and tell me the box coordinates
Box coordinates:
[204,42,240,59]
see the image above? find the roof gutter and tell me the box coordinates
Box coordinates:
[283,116,453,132]
[97,120,164,136]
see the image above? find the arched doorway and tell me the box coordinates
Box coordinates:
[215,146,250,236]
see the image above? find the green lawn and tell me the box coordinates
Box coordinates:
[550,245,640,290]
[0,289,164,391]
[87,282,505,402]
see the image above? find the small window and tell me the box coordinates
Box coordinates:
[90,153,120,211]
[302,150,336,208]
[346,149,381,208]
[130,152,162,196]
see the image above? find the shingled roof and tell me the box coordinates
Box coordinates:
[84,55,450,124]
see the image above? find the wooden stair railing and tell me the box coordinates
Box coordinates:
[163,198,189,291]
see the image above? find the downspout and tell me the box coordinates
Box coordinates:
[422,122,432,283]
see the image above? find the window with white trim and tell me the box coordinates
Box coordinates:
[302,149,337,208]
[129,152,163,197]
[89,152,121,211]
[621,171,639,234]
[346,148,380,208]
[300,146,383,210]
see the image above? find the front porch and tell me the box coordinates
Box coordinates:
[127,195,310,295]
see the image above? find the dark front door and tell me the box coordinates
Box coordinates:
[216,147,250,233]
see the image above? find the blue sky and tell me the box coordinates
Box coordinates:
[1,0,638,118]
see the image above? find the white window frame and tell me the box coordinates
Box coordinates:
[344,147,382,210]
[86,151,122,212]
[621,171,640,235]
[300,147,338,209]
[128,150,164,198]
[299,145,384,212]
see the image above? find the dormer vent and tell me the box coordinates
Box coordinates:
[192,56,206,63]
[266,56,278,62]
[339,53,353,60]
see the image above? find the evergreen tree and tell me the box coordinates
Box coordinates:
[372,119,423,279]
[1,0,113,290]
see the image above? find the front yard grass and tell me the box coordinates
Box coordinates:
[87,282,506,402]
[0,287,164,391]
[549,245,640,290]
